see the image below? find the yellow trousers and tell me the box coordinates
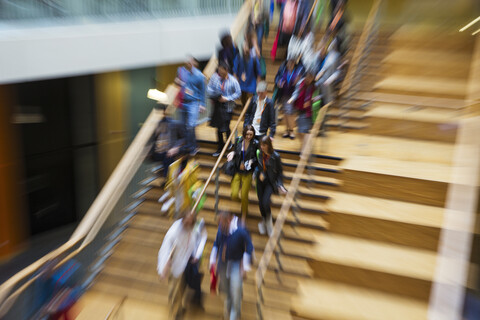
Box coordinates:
[231,172,253,215]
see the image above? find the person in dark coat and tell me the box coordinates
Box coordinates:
[255,136,287,236]
[207,62,241,156]
[244,81,276,140]
[217,32,239,73]
[151,103,185,177]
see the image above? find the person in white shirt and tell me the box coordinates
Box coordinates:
[157,212,207,320]
[244,81,277,141]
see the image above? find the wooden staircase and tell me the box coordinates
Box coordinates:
[75,133,343,319]
[75,16,480,320]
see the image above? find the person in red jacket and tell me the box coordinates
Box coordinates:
[288,71,316,152]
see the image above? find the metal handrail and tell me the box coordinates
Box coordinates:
[254,102,331,320]
[0,0,254,317]
[339,0,382,97]
[337,0,381,129]
[254,1,384,318]
[190,0,254,214]
[190,97,252,215]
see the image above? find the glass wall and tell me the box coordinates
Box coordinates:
[0,0,244,23]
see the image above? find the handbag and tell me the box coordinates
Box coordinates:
[222,160,236,176]
[173,89,184,108]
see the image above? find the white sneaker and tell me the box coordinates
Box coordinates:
[265,216,273,237]
[258,220,266,235]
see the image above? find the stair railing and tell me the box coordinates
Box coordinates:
[254,102,331,320]
[0,1,254,319]
[337,0,383,129]
[254,0,385,318]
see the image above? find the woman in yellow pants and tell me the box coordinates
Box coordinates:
[226,125,258,219]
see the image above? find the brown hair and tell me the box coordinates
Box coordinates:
[243,124,255,138]
[260,136,274,155]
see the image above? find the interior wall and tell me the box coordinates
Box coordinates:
[0,86,27,259]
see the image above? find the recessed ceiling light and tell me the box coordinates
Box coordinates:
[459,16,480,32]
[472,28,480,36]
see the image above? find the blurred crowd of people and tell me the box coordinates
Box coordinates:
[155,0,349,319]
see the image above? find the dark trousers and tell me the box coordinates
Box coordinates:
[256,178,274,219]
[153,152,173,177]
[217,128,232,152]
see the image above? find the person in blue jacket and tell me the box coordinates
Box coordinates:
[233,44,262,107]
[176,56,206,156]
[209,211,254,320]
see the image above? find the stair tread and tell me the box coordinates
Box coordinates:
[374,75,467,98]
[365,103,462,124]
[354,91,465,109]
[196,145,343,165]
[206,183,329,213]
[381,48,472,67]
[127,212,323,253]
[197,168,342,187]
[326,119,369,129]
[342,155,452,183]
[310,233,437,281]
[322,190,444,229]
[291,279,428,320]
[322,131,454,164]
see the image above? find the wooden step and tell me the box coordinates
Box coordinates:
[291,279,428,320]
[308,233,436,300]
[327,109,367,120]
[127,211,323,257]
[325,119,369,131]
[201,199,328,232]
[322,190,443,251]
[76,290,126,320]
[195,122,344,162]
[196,140,344,166]
[204,182,330,215]
[354,91,465,110]
[107,227,301,293]
[196,164,342,189]
[362,103,459,142]
[108,235,313,279]
[321,131,454,164]
[380,61,470,79]
[388,26,474,51]
[340,155,450,207]
[374,75,468,100]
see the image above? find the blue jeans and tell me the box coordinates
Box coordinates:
[181,101,199,153]
[256,23,264,51]
[218,260,243,320]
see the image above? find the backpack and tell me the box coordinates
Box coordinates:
[282,0,297,34]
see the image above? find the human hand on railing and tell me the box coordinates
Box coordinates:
[279,186,287,195]
[199,105,206,113]
[227,151,235,162]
